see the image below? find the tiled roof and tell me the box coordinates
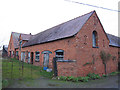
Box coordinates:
[11,11,120,48]
[21,34,33,41]
[22,11,94,47]
[107,33,120,47]
[12,32,32,49]
[12,32,20,49]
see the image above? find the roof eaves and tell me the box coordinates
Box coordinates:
[22,35,75,48]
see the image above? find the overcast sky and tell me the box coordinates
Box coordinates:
[0,0,119,49]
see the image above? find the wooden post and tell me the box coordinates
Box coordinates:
[31,62,32,78]
[53,57,58,77]
[19,60,21,79]
[11,60,13,79]
[22,61,24,79]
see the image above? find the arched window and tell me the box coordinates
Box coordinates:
[55,50,64,60]
[92,31,98,47]
[42,51,52,54]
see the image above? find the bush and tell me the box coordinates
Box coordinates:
[87,73,101,80]
[66,76,74,81]
[72,77,79,82]
[78,77,89,82]
[95,74,101,79]
[59,76,67,81]
[102,74,108,77]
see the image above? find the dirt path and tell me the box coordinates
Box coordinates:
[8,75,119,88]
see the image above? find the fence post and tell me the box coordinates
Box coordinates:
[19,60,21,79]
[53,57,58,77]
[22,61,24,79]
[11,59,13,79]
[31,62,32,78]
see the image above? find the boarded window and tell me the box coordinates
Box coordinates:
[55,50,64,60]
[35,51,40,62]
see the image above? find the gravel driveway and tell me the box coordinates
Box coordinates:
[8,75,119,88]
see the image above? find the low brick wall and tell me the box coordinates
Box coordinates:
[57,61,77,77]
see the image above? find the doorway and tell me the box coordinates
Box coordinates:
[42,51,52,70]
[9,51,11,57]
[31,52,34,64]
[43,53,49,68]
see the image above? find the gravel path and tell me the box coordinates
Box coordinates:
[8,75,119,88]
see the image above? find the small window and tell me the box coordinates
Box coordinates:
[92,31,98,47]
[35,51,40,62]
[55,50,64,60]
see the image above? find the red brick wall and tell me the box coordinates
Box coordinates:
[74,11,118,76]
[8,34,15,58]
[57,61,77,77]
[20,36,76,68]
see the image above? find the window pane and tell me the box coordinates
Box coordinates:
[93,31,97,47]
[55,50,64,60]
[35,51,40,61]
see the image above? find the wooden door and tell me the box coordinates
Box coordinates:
[43,53,49,67]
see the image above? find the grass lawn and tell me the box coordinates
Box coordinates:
[0,57,2,90]
[2,58,53,88]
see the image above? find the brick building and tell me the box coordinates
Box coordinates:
[8,11,119,77]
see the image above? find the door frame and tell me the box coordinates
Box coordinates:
[43,53,49,68]
[42,51,52,69]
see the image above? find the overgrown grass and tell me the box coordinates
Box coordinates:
[2,58,53,88]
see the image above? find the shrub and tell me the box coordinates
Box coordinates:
[87,73,101,80]
[66,76,74,81]
[100,51,111,74]
[72,77,79,82]
[95,74,101,79]
[59,76,67,81]
[102,74,108,77]
[78,77,89,82]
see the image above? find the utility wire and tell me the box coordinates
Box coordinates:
[65,0,120,12]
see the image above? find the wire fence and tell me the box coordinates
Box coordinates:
[2,58,34,80]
